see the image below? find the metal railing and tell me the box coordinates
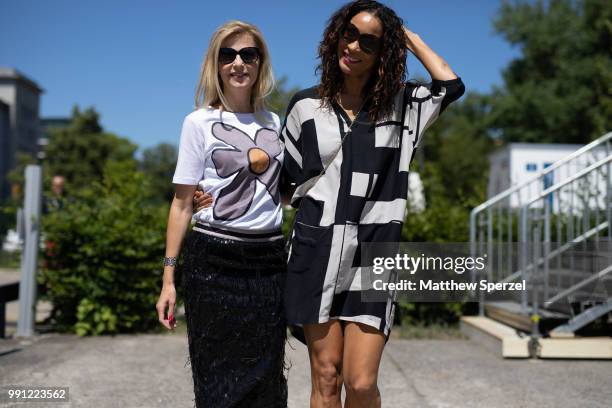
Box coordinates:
[470,132,612,333]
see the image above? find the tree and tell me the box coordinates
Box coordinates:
[40,160,168,335]
[266,76,300,120]
[140,143,178,204]
[420,93,494,203]
[6,152,37,200]
[491,0,612,143]
[1,153,37,238]
[44,106,138,191]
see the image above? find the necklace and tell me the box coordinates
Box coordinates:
[336,97,366,135]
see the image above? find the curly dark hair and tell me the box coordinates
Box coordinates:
[316,0,407,122]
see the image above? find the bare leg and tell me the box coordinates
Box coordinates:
[304,320,344,408]
[342,322,385,408]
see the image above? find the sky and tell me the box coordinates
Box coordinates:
[0,0,520,153]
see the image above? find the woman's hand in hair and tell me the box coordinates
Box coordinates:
[193,187,213,213]
[402,26,457,81]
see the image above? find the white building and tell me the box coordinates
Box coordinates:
[0,67,43,200]
[488,143,609,211]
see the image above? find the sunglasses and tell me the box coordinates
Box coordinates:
[218,47,260,65]
[341,23,381,55]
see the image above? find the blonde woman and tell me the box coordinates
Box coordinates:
[155,20,287,408]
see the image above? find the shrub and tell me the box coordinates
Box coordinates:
[40,161,170,335]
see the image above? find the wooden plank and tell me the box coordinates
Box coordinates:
[538,338,612,359]
[460,316,531,358]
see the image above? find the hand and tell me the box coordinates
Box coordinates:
[402,26,456,81]
[193,186,213,213]
[403,26,418,54]
[156,283,177,330]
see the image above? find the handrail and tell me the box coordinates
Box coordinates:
[523,155,612,206]
[545,264,612,306]
[470,131,612,326]
[495,220,609,286]
[471,131,611,214]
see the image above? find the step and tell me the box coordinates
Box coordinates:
[484,301,569,333]
[460,316,530,358]
[537,337,612,359]
[461,316,612,359]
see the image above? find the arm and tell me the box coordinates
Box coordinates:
[404,27,457,81]
[163,184,197,284]
[156,184,197,329]
[402,29,465,148]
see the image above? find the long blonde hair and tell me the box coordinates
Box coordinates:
[195,20,274,114]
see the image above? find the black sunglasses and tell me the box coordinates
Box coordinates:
[341,23,381,55]
[218,47,260,65]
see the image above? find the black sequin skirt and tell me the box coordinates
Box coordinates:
[181,230,288,408]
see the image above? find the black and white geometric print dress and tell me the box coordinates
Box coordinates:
[281,78,465,340]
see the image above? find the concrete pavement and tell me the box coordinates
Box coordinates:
[1,264,611,407]
[1,331,612,408]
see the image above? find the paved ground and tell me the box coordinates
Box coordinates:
[1,268,53,339]
[2,267,611,407]
[1,331,611,408]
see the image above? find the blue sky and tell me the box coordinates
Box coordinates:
[1,1,519,153]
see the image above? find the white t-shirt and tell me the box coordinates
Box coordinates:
[172,107,283,233]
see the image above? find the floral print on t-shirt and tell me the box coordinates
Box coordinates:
[210,122,281,221]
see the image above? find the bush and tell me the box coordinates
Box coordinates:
[40,161,170,335]
[398,162,485,326]
[397,301,464,327]
[281,206,296,239]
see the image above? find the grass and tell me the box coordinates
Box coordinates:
[0,249,21,269]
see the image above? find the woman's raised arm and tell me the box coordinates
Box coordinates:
[404,27,457,81]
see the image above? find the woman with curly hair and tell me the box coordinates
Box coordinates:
[281,1,464,407]
[193,1,465,406]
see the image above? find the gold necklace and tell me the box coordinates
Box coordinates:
[337,97,366,134]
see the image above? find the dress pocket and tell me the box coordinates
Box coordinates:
[288,221,333,273]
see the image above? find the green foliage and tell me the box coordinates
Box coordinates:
[0,249,20,269]
[44,106,138,191]
[404,98,490,243]
[75,298,118,336]
[140,143,178,205]
[401,95,492,324]
[397,0,612,323]
[398,301,464,327]
[282,206,296,240]
[491,0,612,143]
[420,92,493,204]
[40,160,169,335]
[6,152,37,199]
[399,162,479,325]
[266,76,300,119]
[398,321,467,339]
[0,200,16,241]
[2,153,38,239]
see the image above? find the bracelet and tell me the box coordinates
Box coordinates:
[163,257,178,267]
